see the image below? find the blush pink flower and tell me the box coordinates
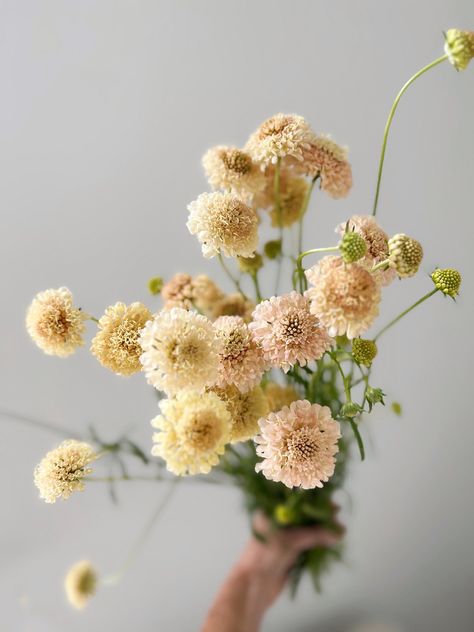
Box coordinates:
[214,316,267,392]
[249,292,333,372]
[305,256,381,339]
[255,399,341,489]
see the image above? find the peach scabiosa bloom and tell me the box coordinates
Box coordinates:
[255,399,341,489]
[214,316,267,392]
[139,307,221,396]
[210,292,256,323]
[64,561,98,609]
[249,292,333,372]
[336,215,397,286]
[305,256,381,339]
[26,287,87,357]
[187,192,259,258]
[245,113,314,166]
[296,135,352,199]
[151,391,231,475]
[264,382,300,413]
[34,440,97,504]
[202,146,265,199]
[90,302,151,376]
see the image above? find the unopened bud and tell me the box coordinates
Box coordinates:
[148,276,164,295]
[339,231,367,263]
[388,234,423,278]
[444,29,474,71]
[431,268,461,298]
[352,338,377,367]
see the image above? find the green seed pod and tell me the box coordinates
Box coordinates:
[352,338,377,367]
[431,268,461,298]
[339,232,367,263]
[264,240,282,260]
[148,276,164,295]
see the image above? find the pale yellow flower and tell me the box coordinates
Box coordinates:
[26,287,87,357]
[151,391,231,475]
[34,440,97,503]
[255,400,341,489]
[91,302,151,376]
[139,307,221,395]
[210,293,256,323]
[187,192,259,258]
[202,146,265,199]
[246,113,314,166]
[264,382,300,412]
[214,385,269,443]
[64,561,97,609]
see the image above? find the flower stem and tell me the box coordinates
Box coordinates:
[295,246,339,293]
[297,176,319,254]
[251,272,263,302]
[218,253,247,299]
[89,316,100,324]
[0,408,79,438]
[371,54,448,216]
[374,288,439,342]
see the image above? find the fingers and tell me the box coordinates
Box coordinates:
[283,526,342,553]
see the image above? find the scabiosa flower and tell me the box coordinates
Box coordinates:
[187,192,259,258]
[34,440,97,504]
[444,29,474,70]
[255,399,341,489]
[336,215,397,286]
[210,293,256,323]
[214,316,266,392]
[64,561,97,609]
[192,274,225,313]
[202,146,265,199]
[151,391,231,475]
[431,268,462,297]
[264,382,300,412]
[26,287,87,357]
[269,176,309,228]
[388,234,423,278]
[245,113,314,166]
[214,385,269,443]
[90,302,152,376]
[161,273,195,309]
[296,135,352,199]
[249,292,333,372]
[139,308,221,396]
[352,338,378,367]
[305,256,381,339]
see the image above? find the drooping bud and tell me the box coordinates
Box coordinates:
[264,239,282,260]
[444,29,474,71]
[339,231,367,263]
[148,276,164,295]
[431,268,461,298]
[352,338,377,367]
[238,253,263,274]
[340,401,363,418]
[388,234,423,278]
[366,386,386,411]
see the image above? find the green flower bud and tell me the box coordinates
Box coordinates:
[391,402,402,416]
[148,276,164,295]
[366,386,386,411]
[238,253,263,274]
[431,268,461,298]
[339,232,367,263]
[388,234,423,278]
[444,29,474,71]
[352,338,377,367]
[340,401,363,418]
[264,240,282,260]
[274,504,297,526]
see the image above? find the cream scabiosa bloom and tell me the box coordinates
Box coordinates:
[34,440,97,503]
[187,192,259,258]
[91,302,151,376]
[26,287,87,357]
[214,316,266,392]
[64,560,97,609]
[264,382,300,413]
[255,400,341,489]
[245,113,314,166]
[214,385,269,443]
[249,292,333,372]
[202,146,265,199]
[210,292,256,323]
[139,307,221,396]
[151,391,231,475]
[305,256,381,339]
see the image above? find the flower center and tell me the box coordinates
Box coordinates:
[182,412,221,451]
[221,149,252,175]
[286,427,319,462]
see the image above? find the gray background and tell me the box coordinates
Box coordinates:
[1,1,473,631]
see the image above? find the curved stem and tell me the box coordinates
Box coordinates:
[0,408,80,438]
[218,253,247,298]
[372,54,448,216]
[297,176,319,254]
[89,316,100,324]
[374,288,439,342]
[295,246,339,293]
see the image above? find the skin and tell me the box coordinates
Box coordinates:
[201,513,343,632]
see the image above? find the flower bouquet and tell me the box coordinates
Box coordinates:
[22,30,472,609]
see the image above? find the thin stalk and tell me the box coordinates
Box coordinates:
[374,288,438,342]
[251,272,263,302]
[89,316,100,324]
[218,253,247,298]
[0,408,80,438]
[274,158,284,295]
[348,419,365,461]
[87,474,225,486]
[330,354,351,402]
[295,246,339,293]
[372,54,448,216]
[102,480,179,586]
[297,176,319,254]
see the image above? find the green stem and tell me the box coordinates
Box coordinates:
[218,253,247,298]
[251,272,263,302]
[330,354,351,402]
[371,258,390,272]
[89,316,100,324]
[374,288,439,342]
[102,480,179,586]
[348,419,365,461]
[0,408,80,438]
[297,176,319,254]
[295,246,339,293]
[372,54,448,216]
